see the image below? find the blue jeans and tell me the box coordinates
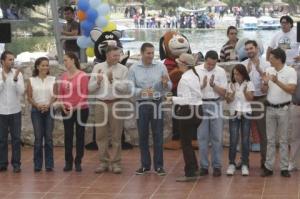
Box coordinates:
[31,108,54,170]
[228,114,251,166]
[137,100,164,170]
[0,112,22,168]
[197,101,223,169]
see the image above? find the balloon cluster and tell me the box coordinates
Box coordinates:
[76,0,117,57]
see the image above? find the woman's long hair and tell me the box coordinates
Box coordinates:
[32,57,50,77]
[231,64,250,83]
[65,52,80,70]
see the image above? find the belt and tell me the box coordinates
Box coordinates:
[253,95,266,100]
[97,99,120,103]
[266,101,290,108]
[202,98,220,102]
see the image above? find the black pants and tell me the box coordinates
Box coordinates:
[178,105,202,177]
[63,108,89,165]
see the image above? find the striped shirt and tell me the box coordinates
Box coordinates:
[128,60,172,100]
[219,40,239,62]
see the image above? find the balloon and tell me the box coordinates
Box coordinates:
[102,21,117,32]
[86,47,95,57]
[81,20,94,36]
[77,36,94,48]
[86,8,98,23]
[95,16,108,28]
[97,4,110,16]
[77,0,90,12]
[77,10,86,21]
[89,0,101,8]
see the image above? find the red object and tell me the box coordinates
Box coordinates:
[164,58,182,91]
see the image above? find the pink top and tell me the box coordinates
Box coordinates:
[59,71,89,109]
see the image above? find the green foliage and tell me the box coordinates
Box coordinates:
[0,0,49,8]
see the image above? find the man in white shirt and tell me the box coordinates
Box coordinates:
[261,48,297,177]
[89,46,129,174]
[266,16,300,66]
[243,40,270,169]
[196,50,227,177]
[0,51,25,173]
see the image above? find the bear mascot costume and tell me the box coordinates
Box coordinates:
[84,27,132,150]
[159,31,203,150]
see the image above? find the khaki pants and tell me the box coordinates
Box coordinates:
[95,102,124,167]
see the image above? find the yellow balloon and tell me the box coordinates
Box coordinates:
[86,48,95,57]
[102,22,117,32]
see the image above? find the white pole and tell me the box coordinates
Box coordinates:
[50,0,64,64]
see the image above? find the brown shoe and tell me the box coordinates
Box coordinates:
[164,140,181,150]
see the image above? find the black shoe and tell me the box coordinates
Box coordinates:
[213,168,222,177]
[135,167,150,175]
[156,168,166,176]
[46,168,53,172]
[261,164,266,169]
[34,168,41,172]
[122,142,133,150]
[281,170,291,177]
[13,167,21,173]
[199,168,209,176]
[0,167,7,172]
[75,164,82,172]
[261,167,273,177]
[63,165,72,172]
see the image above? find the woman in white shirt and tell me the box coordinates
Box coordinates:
[225,64,254,176]
[27,57,56,172]
[168,53,203,182]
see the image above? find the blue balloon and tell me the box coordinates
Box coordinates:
[97,4,110,16]
[80,20,94,36]
[95,16,108,28]
[90,0,101,8]
[77,36,94,48]
[77,0,90,11]
[86,8,98,23]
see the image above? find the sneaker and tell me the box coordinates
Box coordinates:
[176,176,197,182]
[241,165,249,176]
[94,165,108,174]
[135,167,150,175]
[226,164,236,176]
[261,166,273,177]
[288,163,297,172]
[199,168,209,176]
[156,168,166,176]
[213,168,222,177]
[281,170,291,177]
[112,166,122,174]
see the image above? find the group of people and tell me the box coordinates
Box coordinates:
[0,15,300,184]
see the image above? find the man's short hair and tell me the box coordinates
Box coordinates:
[64,6,75,13]
[245,40,258,48]
[1,50,14,61]
[227,26,237,35]
[106,46,120,54]
[140,42,154,53]
[205,50,219,60]
[280,15,293,28]
[270,48,286,64]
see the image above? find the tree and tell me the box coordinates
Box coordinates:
[0,0,49,8]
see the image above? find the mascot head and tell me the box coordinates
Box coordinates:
[90,27,129,64]
[159,31,191,60]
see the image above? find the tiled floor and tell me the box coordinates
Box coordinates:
[1,146,300,199]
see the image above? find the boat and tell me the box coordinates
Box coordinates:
[257,16,280,30]
[117,24,136,42]
[240,16,258,30]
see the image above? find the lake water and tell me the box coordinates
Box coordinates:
[7,29,279,57]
